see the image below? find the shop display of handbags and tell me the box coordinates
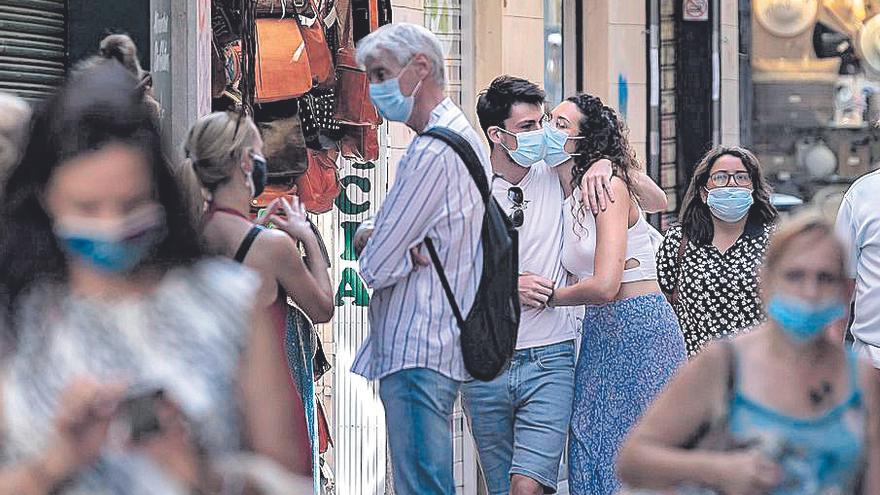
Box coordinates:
[212,0,391,214]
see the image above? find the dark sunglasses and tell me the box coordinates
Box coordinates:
[508,186,525,228]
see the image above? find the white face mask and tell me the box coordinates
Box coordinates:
[543,124,584,167]
[496,127,546,167]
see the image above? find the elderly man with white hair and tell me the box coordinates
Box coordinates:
[350,23,492,495]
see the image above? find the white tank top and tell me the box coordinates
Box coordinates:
[561,189,660,282]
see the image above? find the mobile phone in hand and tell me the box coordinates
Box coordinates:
[117,387,165,443]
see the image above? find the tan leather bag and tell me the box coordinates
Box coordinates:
[333,45,380,125]
[332,2,381,125]
[254,18,313,103]
[255,0,309,17]
[296,149,341,214]
[299,11,335,89]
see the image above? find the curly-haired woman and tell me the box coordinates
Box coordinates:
[544,93,686,495]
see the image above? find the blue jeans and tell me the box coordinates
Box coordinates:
[380,368,461,495]
[461,340,576,494]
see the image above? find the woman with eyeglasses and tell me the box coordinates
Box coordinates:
[657,146,778,357]
[185,111,336,478]
[618,212,880,495]
[543,93,686,495]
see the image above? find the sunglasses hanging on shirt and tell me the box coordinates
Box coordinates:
[508,186,525,228]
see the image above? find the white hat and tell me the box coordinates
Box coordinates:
[754,0,820,38]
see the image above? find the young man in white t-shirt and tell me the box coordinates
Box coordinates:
[463,76,668,495]
[836,170,880,367]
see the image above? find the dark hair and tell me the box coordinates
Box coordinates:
[0,59,202,341]
[679,145,777,244]
[566,93,639,221]
[476,75,546,147]
[73,34,161,123]
[98,34,144,77]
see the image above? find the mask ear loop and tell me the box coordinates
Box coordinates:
[494,127,519,153]
[566,135,586,157]
[399,57,427,98]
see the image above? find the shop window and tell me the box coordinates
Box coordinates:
[747,0,880,214]
[424,0,463,105]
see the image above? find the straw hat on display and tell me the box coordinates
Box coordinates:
[755,0,820,37]
[858,14,880,76]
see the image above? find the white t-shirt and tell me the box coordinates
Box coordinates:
[836,170,880,365]
[492,161,577,349]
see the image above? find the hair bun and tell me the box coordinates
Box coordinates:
[99,34,142,76]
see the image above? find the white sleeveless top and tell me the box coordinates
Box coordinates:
[561,189,660,282]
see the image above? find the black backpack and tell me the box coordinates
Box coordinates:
[422,127,520,381]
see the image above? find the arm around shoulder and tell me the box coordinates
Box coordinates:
[551,177,629,306]
[633,170,668,213]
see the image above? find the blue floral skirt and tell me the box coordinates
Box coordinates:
[568,293,686,495]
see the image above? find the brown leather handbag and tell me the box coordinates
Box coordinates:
[333,45,380,125]
[340,124,379,163]
[298,6,335,89]
[255,0,309,17]
[250,183,297,214]
[332,2,381,125]
[296,148,341,214]
[259,114,310,182]
[254,18,313,103]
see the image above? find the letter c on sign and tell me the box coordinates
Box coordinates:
[335,175,371,215]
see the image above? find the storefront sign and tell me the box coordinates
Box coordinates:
[683,0,709,21]
[334,161,375,307]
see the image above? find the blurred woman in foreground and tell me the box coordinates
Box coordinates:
[0,58,303,493]
[618,211,880,494]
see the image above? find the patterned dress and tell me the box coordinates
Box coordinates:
[1,259,258,494]
[657,221,772,356]
[567,294,686,495]
[561,192,687,495]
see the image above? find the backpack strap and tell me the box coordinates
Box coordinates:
[421,127,490,203]
[424,239,466,328]
[234,225,266,263]
[420,127,489,329]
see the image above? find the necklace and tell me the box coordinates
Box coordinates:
[808,380,834,409]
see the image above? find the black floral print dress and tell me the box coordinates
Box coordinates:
[657,221,773,356]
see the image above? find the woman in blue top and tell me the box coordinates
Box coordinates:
[617,211,880,495]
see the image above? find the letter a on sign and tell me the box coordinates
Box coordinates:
[683,0,709,21]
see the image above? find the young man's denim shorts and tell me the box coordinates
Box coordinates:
[461,340,576,494]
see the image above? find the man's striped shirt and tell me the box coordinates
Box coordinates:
[352,98,490,381]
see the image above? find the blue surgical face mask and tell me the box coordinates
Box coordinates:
[543,124,584,167]
[54,204,167,274]
[705,186,754,223]
[368,62,424,123]
[497,127,546,167]
[246,153,267,198]
[767,295,846,343]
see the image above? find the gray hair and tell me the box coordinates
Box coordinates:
[356,23,446,86]
[0,92,31,190]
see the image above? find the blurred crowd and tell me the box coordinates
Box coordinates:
[0,34,323,494]
[3,21,880,495]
